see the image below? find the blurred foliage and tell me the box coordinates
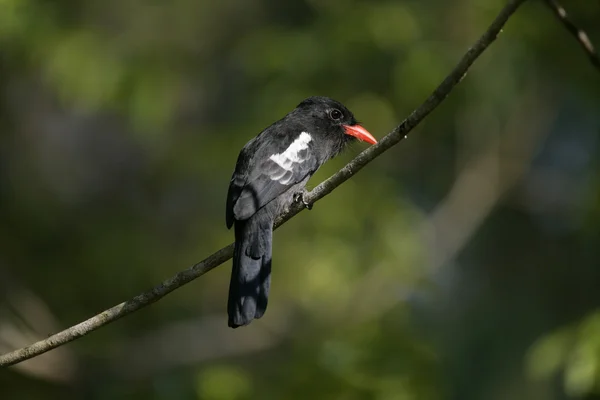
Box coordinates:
[528,311,600,398]
[0,0,599,399]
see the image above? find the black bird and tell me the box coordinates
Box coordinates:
[226,96,377,328]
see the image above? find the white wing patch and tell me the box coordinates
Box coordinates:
[268,132,312,184]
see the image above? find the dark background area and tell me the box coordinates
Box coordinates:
[0,0,599,399]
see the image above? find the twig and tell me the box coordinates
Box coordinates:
[543,0,600,70]
[0,0,527,367]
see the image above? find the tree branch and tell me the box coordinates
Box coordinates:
[543,0,600,70]
[0,0,527,368]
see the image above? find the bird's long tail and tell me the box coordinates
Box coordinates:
[227,211,273,328]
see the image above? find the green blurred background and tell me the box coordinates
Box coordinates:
[1,0,599,399]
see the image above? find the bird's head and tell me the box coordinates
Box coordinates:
[294,96,377,146]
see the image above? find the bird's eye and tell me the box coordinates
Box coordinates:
[329,109,343,121]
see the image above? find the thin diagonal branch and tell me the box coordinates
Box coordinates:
[543,0,600,70]
[0,0,527,368]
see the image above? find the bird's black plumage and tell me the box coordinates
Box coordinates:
[225,96,376,328]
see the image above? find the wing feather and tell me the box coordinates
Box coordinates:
[226,130,317,227]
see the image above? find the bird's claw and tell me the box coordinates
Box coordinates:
[294,192,312,210]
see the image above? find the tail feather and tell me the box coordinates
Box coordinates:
[255,253,271,319]
[227,213,273,328]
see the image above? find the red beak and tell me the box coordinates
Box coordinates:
[342,124,377,145]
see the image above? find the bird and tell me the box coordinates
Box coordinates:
[225,96,377,328]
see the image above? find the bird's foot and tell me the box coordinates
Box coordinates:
[293,192,312,210]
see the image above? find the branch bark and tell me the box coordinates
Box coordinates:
[543,0,600,70]
[0,0,527,368]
